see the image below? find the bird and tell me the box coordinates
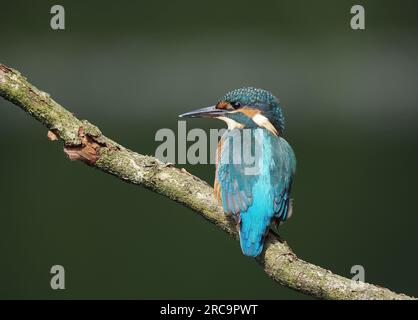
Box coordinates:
[179,87,296,257]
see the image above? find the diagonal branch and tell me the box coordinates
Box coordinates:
[0,63,414,300]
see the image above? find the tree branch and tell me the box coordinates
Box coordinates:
[0,63,414,300]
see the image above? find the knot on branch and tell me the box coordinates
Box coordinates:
[64,126,105,165]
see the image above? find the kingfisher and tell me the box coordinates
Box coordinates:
[180,87,296,257]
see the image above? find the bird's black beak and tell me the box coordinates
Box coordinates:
[179,105,227,118]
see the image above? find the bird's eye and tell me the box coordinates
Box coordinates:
[231,101,242,109]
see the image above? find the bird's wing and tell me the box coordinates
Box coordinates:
[215,130,256,218]
[215,129,296,221]
[271,136,296,222]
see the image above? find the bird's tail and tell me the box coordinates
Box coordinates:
[239,209,270,257]
[239,231,264,257]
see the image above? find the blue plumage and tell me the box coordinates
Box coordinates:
[180,87,296,257]
[217,129,295,256]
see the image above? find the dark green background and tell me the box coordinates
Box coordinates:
[1,0,418,299]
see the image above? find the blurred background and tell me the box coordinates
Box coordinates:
[1,0,418,299]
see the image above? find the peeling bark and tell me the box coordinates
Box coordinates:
[64,127,106,164]
[0,63,415,300]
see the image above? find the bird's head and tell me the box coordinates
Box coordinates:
[179,87,285,136]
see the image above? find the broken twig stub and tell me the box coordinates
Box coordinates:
[64,127,104,165]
